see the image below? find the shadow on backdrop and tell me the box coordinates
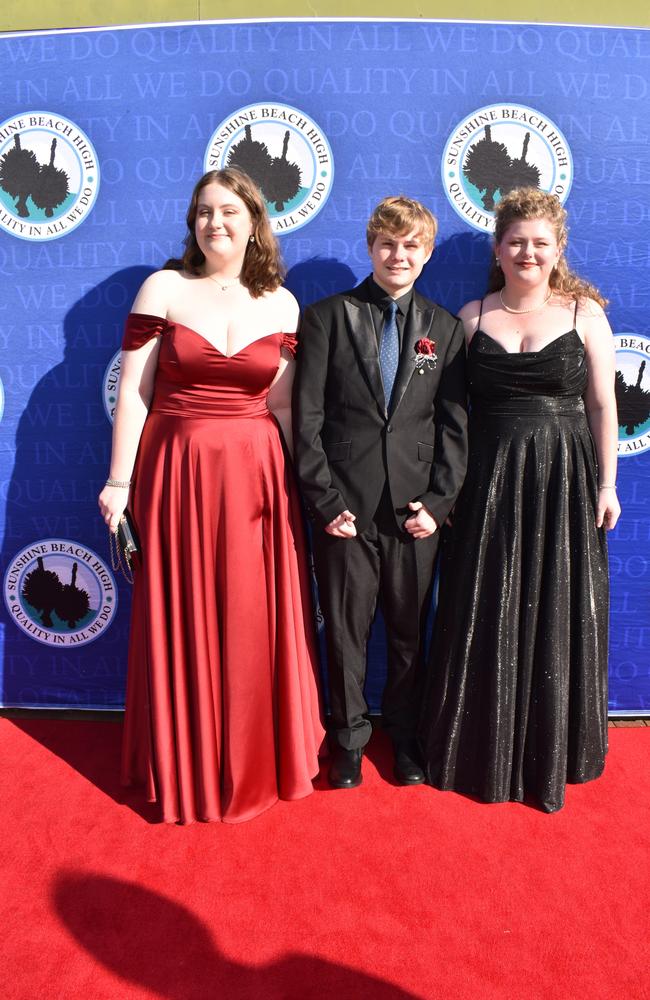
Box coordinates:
[419,230,492,315]
[0,267,152,708]
[285,255,357,309]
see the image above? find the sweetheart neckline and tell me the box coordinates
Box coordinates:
[128,313,291,358]
[473,329,582,356]
[171,323,285,359]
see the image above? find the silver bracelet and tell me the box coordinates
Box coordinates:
[598,484,616,490]
[105,478,131,488]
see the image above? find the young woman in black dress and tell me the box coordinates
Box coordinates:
[420,188,620,812]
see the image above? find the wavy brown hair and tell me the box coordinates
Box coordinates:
[164,168,284,297]
[366,195,437,252]
[487,188,607,308]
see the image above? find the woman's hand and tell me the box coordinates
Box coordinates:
[98,485,130,534]
[596,486,621,531]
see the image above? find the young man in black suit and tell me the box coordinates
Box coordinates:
[293,196,467,788]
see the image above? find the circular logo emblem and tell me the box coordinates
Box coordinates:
[3,539,118,646]
[614,334,650,456]
[442,104,573,232]
[204,103,334,234]
[102,349,121,424]
[0,112,100,241]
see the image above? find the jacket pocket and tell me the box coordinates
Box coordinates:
[326,440,352,462]
[418,441,434,464]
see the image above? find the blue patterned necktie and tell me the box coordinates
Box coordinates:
[379,299,400,409]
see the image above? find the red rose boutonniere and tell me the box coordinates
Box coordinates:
[414,337,437,373]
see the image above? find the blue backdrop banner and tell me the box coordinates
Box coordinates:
[0,19,648,711]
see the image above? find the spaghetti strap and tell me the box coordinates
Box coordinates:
[573,298,579,327]
[477,298,485,327]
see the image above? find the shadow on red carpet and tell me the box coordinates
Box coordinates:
[1,718,649,999]
[10,716,160,822]
[52,870,422,999]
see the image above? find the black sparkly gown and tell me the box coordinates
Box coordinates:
[420,313,609,812]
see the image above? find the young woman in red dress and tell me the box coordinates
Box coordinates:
[99,169,324,824]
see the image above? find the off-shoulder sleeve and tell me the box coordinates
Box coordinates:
[280,332,298,358]
[121,312,167,351]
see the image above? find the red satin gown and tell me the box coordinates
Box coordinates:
[120,312,324,823]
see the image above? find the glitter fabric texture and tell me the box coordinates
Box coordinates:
[420,328,609,813]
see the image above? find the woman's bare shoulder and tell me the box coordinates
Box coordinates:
[457,298,483,324]
[268,285,299,308]
[458,295,495,341]
[575,295,606,320]
[131,268,192,315]
[263,285,300,331]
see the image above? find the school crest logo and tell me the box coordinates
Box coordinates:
[103,350,121,424]
[442,104,573,232]
[0,112,100,241]
[614,334,650,456]
[204,103,334,234]
[3,540,118,647]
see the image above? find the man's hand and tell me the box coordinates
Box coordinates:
[404,501,437,539]
[325,510,357,538]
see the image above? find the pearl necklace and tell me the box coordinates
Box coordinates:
[205,274,241,292]
[499,288,552,314]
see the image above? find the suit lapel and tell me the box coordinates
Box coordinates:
[390,294,436,415]
[343,297,387,416]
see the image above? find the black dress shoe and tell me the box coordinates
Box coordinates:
[329,747,363,788]
[393,743,425,785]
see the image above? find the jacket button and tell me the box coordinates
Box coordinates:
[387,425,393,433]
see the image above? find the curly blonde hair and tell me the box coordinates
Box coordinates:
[164,168,284,298]
[488,188,607,308]
[366,195,437,252]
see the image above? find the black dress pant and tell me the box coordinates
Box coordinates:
[312,488,439,750]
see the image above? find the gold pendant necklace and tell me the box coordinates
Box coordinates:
[499,288,552,314]
[206,274,241,292]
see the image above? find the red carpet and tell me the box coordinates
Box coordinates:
[0,718,648,1000]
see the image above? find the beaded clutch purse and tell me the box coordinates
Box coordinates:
[109,511,140,584]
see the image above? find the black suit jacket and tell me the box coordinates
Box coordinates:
[293,277,468,534]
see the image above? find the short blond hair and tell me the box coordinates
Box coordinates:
[366,196,437,252]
